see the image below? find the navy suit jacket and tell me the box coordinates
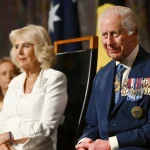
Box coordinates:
[79,47,150,150]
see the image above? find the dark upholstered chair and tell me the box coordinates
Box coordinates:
[53,36,98,150]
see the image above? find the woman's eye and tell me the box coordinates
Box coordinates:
[23,44,30,48]
[15,45,19,49]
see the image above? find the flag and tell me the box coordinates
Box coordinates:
[48,0,82,52]
[96,0,125,71]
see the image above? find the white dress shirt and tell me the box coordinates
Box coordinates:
[0,68,68,150]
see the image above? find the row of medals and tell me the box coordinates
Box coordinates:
[120,78,149,119]
[121,78,150,96]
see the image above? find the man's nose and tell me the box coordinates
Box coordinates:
[107,35,115,45]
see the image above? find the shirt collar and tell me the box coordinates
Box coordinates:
[116,44,139,69]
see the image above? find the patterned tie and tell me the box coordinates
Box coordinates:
[114,64,126,104]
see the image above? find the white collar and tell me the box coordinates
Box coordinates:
[116,44,139,69]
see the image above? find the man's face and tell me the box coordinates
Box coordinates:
[100,15,136,61]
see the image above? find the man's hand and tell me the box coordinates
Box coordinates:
[75,138,93,150]
[89,139,110,150]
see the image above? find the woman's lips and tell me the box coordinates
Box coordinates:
[18,58,26,60]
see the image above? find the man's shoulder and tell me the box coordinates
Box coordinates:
[139,46,150,58]
[136,46,150,66]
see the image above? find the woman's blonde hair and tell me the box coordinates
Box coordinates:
[9,24,56,69]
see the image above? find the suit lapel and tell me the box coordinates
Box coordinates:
[111,96,126,113]
[128,47,147,78]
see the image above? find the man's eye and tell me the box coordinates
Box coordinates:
[102,33,107,38]
[102,33,106,36]
[113,32,119,37]
[114,32,118,35]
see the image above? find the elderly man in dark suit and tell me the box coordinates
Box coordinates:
[76,6,150,150]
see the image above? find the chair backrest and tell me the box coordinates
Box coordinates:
[53,36,98,150]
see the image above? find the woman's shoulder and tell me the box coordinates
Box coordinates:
[43,68,67,80]
[8,73,24,86]
[43,68,65,76]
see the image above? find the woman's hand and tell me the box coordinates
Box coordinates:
[0,132,14,147]
[0,143,15,150]
[0,132,10,145]
[14,137,29,144]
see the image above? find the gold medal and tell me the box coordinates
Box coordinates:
[114,77,120,93]
[131,106,144,119]
[123,79,128,86]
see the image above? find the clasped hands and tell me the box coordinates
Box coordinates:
[0,132,14,150]
[75,138,111,150]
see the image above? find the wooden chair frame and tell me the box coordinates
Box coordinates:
[54,36,98,53]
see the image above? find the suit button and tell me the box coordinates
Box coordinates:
[113,123,116,126]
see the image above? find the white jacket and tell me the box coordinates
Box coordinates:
[0,69,68,150]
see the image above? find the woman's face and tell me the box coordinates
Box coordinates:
[14,40,40,71]
[0,61,18,91]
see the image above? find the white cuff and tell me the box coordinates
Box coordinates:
[109,136,119,150]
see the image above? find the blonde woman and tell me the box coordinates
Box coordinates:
[0,25,67,150]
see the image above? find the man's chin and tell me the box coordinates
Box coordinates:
[109,55,123,61]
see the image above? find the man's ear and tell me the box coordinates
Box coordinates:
[133,27,138,36]
[131,28,138,42]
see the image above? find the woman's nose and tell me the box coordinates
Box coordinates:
[18,47,24,55]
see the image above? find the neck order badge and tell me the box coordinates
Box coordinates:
[114,64,126,103]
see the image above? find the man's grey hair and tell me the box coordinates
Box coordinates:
[99,6,137,35]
